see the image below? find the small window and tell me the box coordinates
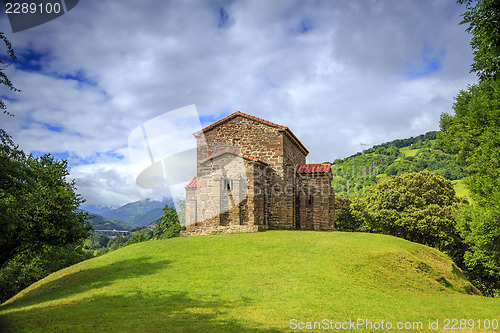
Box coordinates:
[223,179,233,191]
[308,194,313,205]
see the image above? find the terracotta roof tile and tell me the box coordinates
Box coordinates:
[199,148,270,166]
[185,176,197,188]
[295,163,331,174]
[193,111,309,154]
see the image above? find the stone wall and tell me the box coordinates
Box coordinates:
[181,225,259,237]
[295,172,335,230]
[185,186,197,226]
[195,115,285,171]
[196,153,251,226]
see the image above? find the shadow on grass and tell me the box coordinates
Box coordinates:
[0,290,282,332]
[0,256,172,310]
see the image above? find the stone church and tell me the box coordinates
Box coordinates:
[182,111,335,236]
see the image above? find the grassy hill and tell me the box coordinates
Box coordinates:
[1,231,498,332]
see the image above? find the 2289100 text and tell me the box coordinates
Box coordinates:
[443,318,498,330]
[5,2,61,14]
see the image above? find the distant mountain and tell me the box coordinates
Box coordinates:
[89,214,130,231]
[101,198,174,228]
[81,204,115,215]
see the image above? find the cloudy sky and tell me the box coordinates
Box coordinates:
[0,0,476,210]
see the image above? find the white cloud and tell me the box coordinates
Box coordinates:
[0,0,477,207]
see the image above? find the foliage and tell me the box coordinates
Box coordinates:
[334,196,364,232]
[0,32,21,116]
[154,205,183,239]
[457,203,500,296]
[332,132,465,197]
[352,171,467,264]
[88,214,130,231]
[0,130,93,302]
[125,231,151,246]
[439,79,500,206]
[439,78,500,296]
[0,130,93,270]
[85,231,153,257]
[458,0,500,81]
[0,243,92,303]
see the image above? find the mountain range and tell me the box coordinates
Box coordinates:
[86,197,174,230]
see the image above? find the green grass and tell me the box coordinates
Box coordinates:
[452,179,472,202]
[1,231,498,332]
[400,146,419,157]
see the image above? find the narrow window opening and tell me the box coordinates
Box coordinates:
[223,179,233,191]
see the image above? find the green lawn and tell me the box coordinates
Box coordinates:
[452,179,472,202]
[400,146,419,157]
[0,231,498,332]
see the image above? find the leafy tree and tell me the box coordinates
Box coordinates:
[0,131,93,303]
[86,233,111,250]
[439,80,500,205]
[125,233,148,246]
[458,0,500,80]
[334,196,363,232]
[457,203,500,296]
[435,0,500,296]
[154,205,182,239]
[353,171,467,264]
[1,32,20,116]
[0,137,93,270]
[439,79,500,296]
[0,243,91,303]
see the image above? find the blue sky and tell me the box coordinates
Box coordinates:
[0,0,476,210]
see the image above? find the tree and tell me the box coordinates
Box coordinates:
[1,32,20,116]
[0,130,92,270]
[0,242,92,303]
[353,171,467,263]
[154,205,182,239]
[456,203,500,296]
[334,196,364,232]
[436,1,500,296]
[439,80,500,205]
[458,0,500,81]
[0,131,93,302]
[439,79,500,296]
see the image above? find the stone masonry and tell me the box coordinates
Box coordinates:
[182,111,335,236]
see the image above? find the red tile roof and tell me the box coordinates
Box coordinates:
[199,147,270,166]
[295,164,331,174]
[185,176,197,188]
[193,111,309,155]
